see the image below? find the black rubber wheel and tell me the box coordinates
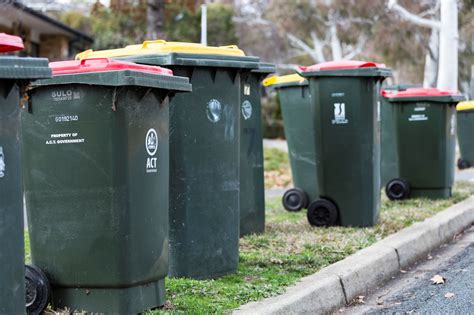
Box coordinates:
[457,158,471,170]
[282,188,308,212]
[385,178,410,201]
[25,264,50,315]
[306,199,338,227]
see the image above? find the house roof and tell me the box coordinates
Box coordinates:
[0,0,94,44]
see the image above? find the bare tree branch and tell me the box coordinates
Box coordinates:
[387,0,441,29]
[419,0,441,18]
[310,31,326,62]
[276,63,301,70]
[232,17,272,26]
[342,35,368,60]
[337,16,378,26]
[328,11,343,60]
[287,32,325,63]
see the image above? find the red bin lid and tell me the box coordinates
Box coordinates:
[299,60,386,72]
[50,58,173,76]
[381,87,459,98]
[0,33,24,53]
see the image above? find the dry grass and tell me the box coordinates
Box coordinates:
[25,156,474,314]
[264,147,292,189]
[159,181,474,313]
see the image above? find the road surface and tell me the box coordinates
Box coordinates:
[340,226,474,314]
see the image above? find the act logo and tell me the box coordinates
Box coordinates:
[332,102,348,125]
[206,99,222,123]
[241,100,252,120]
[145,128,158,173]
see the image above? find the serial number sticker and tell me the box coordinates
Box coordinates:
[55,115,79,123]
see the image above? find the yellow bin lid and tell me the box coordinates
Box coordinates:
[457,100,474,111]
[263,74,305,87]
[76,40,246,60]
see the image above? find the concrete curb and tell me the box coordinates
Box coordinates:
[233,196,474,315]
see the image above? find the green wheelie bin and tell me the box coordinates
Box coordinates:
[22,58,191,314]
[263,74,317,212]
[77,41,260,279]
[239,62,275,237]
[380,84,421,188]
[0,33,51,315]
[456,100,474,169]
[382,88,465,200]
[298,61,392,227]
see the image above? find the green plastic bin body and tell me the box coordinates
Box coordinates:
[380,84,421,188]
[275,80,319,203]
[300,64,391,227]
[457,103,474,168]
[119,53,260,279]
[22,68,190,313]
[383,91,465,199]
[0,56,50,314]
[239,63,275,237]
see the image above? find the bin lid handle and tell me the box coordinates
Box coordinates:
[141,40,167,49]
[218,45,239,50]
[79,58,111,66]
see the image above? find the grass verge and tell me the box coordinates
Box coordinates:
[24,181,474,314]
[264,147,291,189]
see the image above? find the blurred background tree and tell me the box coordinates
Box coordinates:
[51,0,472,138]
[59,1,236,50]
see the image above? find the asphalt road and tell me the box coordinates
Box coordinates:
[341,226,474,314]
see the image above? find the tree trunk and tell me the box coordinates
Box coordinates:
[329,19,342,60]
[423,29,439,88]
[146,0,165,40]
[437,0,458,90]
[470,65,474,98]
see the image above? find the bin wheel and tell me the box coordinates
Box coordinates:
[25,264,50,315]
[457,158,471,170]
[282,188,308,212]
[306,199,338,227]
[385,178,410,201]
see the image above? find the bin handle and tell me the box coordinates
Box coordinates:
[142,40,166,49]
[262,76,277,87]
[79,58,111,67]
[219,45,239,50]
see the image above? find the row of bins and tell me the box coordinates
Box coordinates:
[265,64,466,227]
[2,36,276,314]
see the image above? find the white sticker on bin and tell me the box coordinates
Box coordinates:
[146,128,158,174]
[408,114,428,122]
[332,103,348,125]
[0,146,5,178]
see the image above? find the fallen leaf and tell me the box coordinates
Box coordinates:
[445,292,455,299]
[427,254,433,260]
[355,295,365,304]
[430,274,446,285]
[400,269,407,273]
